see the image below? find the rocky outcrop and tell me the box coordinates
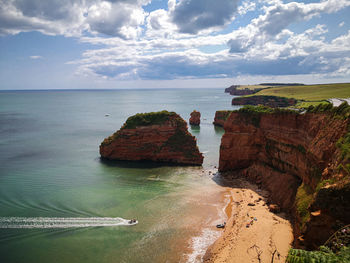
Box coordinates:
[225,85,261,96]
[219,105,350,249]
[232,95,297,107]
[213,110,232,127]
[189,110,201,125]
[100,111,203,165]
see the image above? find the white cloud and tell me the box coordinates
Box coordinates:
[86,1,146,39]
[170,0,240,34]
[29,55,43,59]
[1,0,350,83]
[238,1,256,16]
[0,0,149,38]
[339,21,345,27]
[228,0,350,53]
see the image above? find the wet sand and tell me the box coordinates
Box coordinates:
[203,178,293,263]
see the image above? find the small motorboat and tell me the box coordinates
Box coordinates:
[216,222,226,228]
[128,219,138,225]
[105,114,110,117]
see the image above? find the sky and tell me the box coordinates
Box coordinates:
[0,0,350,90]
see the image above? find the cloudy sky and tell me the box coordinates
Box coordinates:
[0,0,350,89]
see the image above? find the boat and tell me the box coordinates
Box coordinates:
[128,219,138,225]
[216,222,226,228]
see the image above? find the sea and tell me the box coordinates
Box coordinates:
[0,88,238,263]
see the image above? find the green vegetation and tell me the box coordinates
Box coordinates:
[215,110,233,120]
[122,110,184,129]
[101,110,186,146]
[255,83,350,101]
[235,85,271,90]
[297,101,330,108]
[252,83,350,108]
[287,246,350,263]
[236,105,297,114]
[306,102,350,175]
[295,183,314,231]
[232,95,297,107]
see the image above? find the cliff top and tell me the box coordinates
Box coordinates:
[227,83,350,108]
[121,110,186,130]
[234,105,298,115]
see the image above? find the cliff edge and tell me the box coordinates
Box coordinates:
[100,111,203,165]
[219,104,350,249]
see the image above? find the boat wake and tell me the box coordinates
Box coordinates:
[0,217,137,229]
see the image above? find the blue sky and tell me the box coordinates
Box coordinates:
[0,0,350,90]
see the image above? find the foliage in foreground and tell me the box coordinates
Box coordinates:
[287,246,350,263]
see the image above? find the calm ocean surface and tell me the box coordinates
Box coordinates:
[0,88,238,263]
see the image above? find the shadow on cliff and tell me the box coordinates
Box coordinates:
[99,158,199,169]
[213,171,291,221]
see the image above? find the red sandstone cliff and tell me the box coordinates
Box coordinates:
[213,110,232,127]
[189,110,201,125]
[100,111,203,165]
[232,95,297,107]
[219,107,350,249]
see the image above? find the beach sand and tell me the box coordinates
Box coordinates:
[203,177,293,263]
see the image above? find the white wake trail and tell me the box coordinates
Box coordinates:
[0,217,137,229]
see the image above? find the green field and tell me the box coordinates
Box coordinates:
[236,85,271,90]
[253,83,350,107]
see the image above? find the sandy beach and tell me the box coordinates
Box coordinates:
[204,177,293,263]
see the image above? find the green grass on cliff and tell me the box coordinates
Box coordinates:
[236,105,298,114]
[122,110,185,129]
[255,83,350,101]
[243,83,350,108]
[100,110,186,146]
[295,183,314,231]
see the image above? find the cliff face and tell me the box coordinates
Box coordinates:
[219,107,350,249]
[100,111,203,165]
[189,110,201,125]
[213,110,232,127]
[232,95,297,107]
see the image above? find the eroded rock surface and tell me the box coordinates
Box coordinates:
[189,110,201,126]
[100,111,203,165]
[219,106,350,249]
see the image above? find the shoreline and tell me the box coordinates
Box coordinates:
[183,168,232,263]
[203,176,293,263]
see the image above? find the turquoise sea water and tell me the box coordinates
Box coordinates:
[0,88,238,263]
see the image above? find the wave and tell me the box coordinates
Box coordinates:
[0,217,137,229]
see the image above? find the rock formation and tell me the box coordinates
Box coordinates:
[189,110,201,125]
[213,110,232,127]
[232,95,297,107]
[100,111,203,165]
[225,85,261,96]
[219,104,350,249]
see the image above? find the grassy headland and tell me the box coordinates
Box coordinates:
[253,83,350,108]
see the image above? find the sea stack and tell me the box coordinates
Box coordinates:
[189,110,201,125]
[100,110,203,165]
